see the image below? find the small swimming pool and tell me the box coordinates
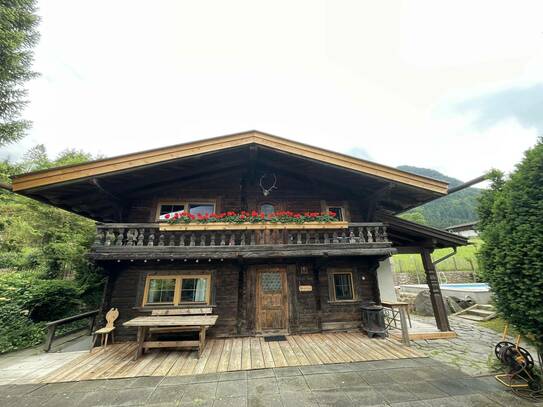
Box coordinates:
[439,283,490,291]
[400,283,491,304]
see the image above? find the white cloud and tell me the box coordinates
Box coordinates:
[1,0,541,182]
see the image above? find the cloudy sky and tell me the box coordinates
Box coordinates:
[2,0,542,181]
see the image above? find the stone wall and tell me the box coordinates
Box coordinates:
[392,270,476,285]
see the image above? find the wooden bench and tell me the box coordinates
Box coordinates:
[123,308,218,359]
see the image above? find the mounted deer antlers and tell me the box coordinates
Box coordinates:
[259,173,278,196]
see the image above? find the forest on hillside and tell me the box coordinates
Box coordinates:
[397,165,481,229]
[0,146,103,353]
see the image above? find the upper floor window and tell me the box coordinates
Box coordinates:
[143,274,211,306]
[189,203,215,216]
[260,203,275,217]
[159,204,185,217]
[157,200,215,220]
[327,206,345,221]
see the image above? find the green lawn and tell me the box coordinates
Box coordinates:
[391,238,481,274]
[480,317,520,338]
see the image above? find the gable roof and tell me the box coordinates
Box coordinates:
[11,130,448,194]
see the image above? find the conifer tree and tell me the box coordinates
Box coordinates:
[0,0,40,146]
[478,139,543,351]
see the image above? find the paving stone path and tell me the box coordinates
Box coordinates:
[410,315,540,376]
[1,357,541,407]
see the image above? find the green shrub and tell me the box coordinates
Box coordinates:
[0,302,45,353]
[26,279,82,321]
[0,271,85,353]
[478,140,543,351]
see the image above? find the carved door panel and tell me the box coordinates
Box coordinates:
[256,267,288,333]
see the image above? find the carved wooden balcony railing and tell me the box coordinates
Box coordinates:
[91,222,393,260]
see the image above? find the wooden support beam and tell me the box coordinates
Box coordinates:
[236,263,246,335]
[287,264,298,331]
[365,183,394,220]
[248,144,258,184]
[90,178,125,220]
[313,260,324,331]
[420,248,451,332]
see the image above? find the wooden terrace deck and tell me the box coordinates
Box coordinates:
[43,332,423,383]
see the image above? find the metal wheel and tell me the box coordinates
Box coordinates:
[496,343,535,370]
[514,346,535,370]
[495,341,515,360]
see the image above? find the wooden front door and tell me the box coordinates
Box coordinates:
[256,267,288,333]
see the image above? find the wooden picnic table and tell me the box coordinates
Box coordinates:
[123,315,218,360]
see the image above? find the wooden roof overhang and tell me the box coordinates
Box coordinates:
[8,130,449,222]
[378,212,469,252]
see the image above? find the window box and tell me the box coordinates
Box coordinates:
[159,221,349,231]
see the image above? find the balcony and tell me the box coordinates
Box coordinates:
[91,222,393,260]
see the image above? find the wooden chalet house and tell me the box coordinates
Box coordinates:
[9,131,467,341]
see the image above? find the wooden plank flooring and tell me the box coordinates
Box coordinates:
[42,332,423,383]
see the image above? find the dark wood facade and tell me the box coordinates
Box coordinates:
[96,164,389,340]
[103,257,381,341]
[7,131,468,336]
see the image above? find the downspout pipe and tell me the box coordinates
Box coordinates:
[447,175,487,194]
[432,247,457,266]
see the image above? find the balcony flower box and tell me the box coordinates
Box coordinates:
[159,221,349,231]
[159,210,347,231]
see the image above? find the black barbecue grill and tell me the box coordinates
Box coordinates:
[361,303,387,338]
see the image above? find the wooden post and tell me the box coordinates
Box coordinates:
[236,263,246,335]
[44,325,56,352]
[420,248,451,332]
[88,313,97,335]
[313,262,323,331]
[287,264,298,332]
[199,326,206,358]
[398,305,410,346]
[135,326,146,360]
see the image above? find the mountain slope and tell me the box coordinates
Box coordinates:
[397,165,481,229]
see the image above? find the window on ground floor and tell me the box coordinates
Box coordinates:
[143,274,211,306]
[329,271,355,301]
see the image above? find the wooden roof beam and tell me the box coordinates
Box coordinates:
[11,131,448,194]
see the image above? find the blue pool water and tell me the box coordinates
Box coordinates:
[440,283,490,290]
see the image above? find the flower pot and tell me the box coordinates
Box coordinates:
[158,221,349,231]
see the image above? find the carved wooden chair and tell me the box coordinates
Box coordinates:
[90,308,119,352]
